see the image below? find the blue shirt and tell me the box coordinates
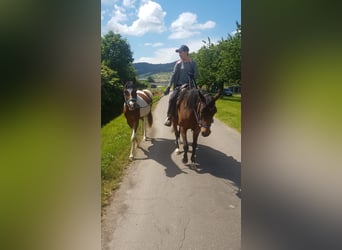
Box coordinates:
[168,60,198,88]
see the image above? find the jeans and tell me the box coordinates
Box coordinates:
[167,87,181,117]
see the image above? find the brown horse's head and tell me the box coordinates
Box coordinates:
[124,81,138,110]
[197,90,221,137]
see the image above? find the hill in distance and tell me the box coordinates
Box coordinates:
[133,61,176,76]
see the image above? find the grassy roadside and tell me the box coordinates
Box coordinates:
[101,88,163,207]
[215,94,241,133]
[101,114,131,207]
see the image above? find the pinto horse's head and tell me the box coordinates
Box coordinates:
[197,90,221,137]
[124,81,138,110]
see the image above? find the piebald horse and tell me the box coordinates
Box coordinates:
[172,88,221,168]
[123,81,153,160]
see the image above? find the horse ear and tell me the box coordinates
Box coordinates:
[198,90,206,103]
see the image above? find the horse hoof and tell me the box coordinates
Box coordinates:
[182,158,188,164]
[129,156,134,161]
[190,163,197,170]
[175,148,181,154]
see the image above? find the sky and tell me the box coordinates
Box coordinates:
[101,0,241,64]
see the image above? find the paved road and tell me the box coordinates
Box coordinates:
[102,94,241,250]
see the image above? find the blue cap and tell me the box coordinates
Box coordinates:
[175,45,189,53]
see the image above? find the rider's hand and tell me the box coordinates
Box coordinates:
[164,86,170,95]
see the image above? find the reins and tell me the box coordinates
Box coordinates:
[193,100,211,129]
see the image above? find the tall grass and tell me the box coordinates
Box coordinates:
[215,94,241,133]
[101,114,131,206]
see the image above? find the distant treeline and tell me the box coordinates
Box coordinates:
[133,62,175,76]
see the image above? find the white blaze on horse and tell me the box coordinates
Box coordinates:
[123,81,153,160]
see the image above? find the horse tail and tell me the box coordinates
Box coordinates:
[147,111,153,127]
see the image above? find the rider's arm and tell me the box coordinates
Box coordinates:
[193,61,198,80]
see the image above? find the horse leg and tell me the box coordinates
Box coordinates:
[180,127,188,163]
[129,125,138,160]
[173,122,180,154]
[142,117,146,141]
[190,130,200,167]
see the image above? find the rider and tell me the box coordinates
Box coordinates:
[163,45,198,126]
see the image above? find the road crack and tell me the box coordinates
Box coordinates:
[179,218,191,250]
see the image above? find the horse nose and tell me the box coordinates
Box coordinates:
[201,128,211,137]
[128,101,135,109]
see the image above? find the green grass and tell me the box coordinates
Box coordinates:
[215,94,241,133]
[101,114,131,206]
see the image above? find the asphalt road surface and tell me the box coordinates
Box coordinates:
[102,93,241,250]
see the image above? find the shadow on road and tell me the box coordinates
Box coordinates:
[194,144,241,197]
[138,138,188,178]
[139,138,241,198]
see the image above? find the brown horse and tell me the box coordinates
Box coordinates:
[123,81,153,160]
[172,88,221,167]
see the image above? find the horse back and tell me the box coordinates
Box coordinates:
[142,89,153,102]
[136,90,153,118]
[137,90,153,105]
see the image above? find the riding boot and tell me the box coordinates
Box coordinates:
[164,116,172,126]
[164,89,179,127]
[164,104,173,126]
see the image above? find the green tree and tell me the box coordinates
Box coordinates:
[146,76,155,83]
[101,31,137,125]
[101,31,136,81]
[217,22,241,85]
[101,64,123,125]
[192,37,220,91]
[192,22,241,92]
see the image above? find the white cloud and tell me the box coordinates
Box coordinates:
[230,29,241,36]
[135,41,206,64]
[135,47,178,64]
[112,4,127,22]
[144,42,164,47]
[106,0,166,36]
[123,0,135,8]
[186,40,207,53]
[169,12,216,39]
[230,30,237,36]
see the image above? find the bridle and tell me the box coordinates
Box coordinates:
[123,88,151,110]
[123,89,139,110]
[193,101,211,129]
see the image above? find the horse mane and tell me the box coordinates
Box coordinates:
[178,88,212,109]
[124,81,136,89]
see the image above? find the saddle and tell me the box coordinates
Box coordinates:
[178,83,190,91]
[172,83,198,119]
